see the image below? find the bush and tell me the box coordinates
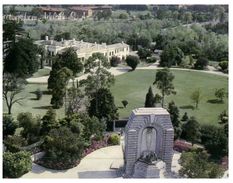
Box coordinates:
[121,100,128,108]
[119,13,128,19]
[194,57,209,70]
[200,125,228,158]
[3,115,18,139]
[146,57,157,63]
[4,135,27,153]
[35,88,43,100]
[126,55,139,71]
[137,47,152,59]
[17,112,41,143]
[108,133,120,145]
[3,151,32,178]
[219,61,228,73]
[41,127,84,169]
[110,56,121,67]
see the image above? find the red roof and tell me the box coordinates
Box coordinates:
[69,5,112,11]
[39,7,64,12]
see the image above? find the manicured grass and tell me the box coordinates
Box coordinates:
[3,84,65,119]
[110,69,228,125]
[31,68,51,78]
[4,69,228,126]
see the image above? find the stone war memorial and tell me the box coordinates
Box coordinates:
[123,107,174,178]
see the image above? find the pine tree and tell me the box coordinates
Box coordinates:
[168,101,181,139]
[144,86,155,107]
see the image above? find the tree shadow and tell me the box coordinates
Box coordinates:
[30,97,38,100]
[118,106,124,109]
[33,106,52,110]
[179,105,194,110]
[207,99,223,104]
[41,90,51,95]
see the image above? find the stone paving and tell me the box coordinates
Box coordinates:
[22,145,182,179]
[22,145,124,178]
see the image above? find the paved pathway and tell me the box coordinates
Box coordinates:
[22,144,182,179]
[26,66,130,84]
[26,63,227,84]
[22,145,124,178]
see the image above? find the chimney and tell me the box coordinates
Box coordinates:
[45,36,49,41]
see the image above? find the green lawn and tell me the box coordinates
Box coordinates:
[31,68,51,78]
[4,69,228,126]
[110,69,228,125]
[3,83,66,119]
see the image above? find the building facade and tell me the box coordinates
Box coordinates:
[35,37,130,65]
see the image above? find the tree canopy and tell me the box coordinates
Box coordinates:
[153,68,176,107]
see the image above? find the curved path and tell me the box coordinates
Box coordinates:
[26,64,227,84]
[22,145,182,179]
[22,145,124,178]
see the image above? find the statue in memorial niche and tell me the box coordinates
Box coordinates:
[139,127,158,164]
[124,108,174,178]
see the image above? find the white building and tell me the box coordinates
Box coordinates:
[35,37,130,66]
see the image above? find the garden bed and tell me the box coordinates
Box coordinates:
[35,136,109,170]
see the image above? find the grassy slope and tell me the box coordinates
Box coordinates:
[110,70,228,125]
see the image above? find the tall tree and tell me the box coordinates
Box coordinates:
[66,81,85,116]
[153,68,176,107]
[144,86,155,107]
[3,73,25,115]
[3,19,24,43]
[48,48,83,90]
[160,44,184,67]
[4,38,39,78]
[50,67,73,108]
[88,88,119,131]
[126,55,139,71]
[168,101,181,139]
[80,52,114,98]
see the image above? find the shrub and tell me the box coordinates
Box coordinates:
[110,56,121,67]
[194,57,209,70]
[119,13,128,19]
[146,57,157,63]
[41,127,84,169]
[17,112,41,143]
[126,55,139,71]
[3,151,32,178]
[219,61,228,73]
[3,115,18,139]
[137,47,152,59]
[200,124,228,158]
[35,88,43,100]
[121,100,128,108]
[4,135,27,153]
[108,133,120,145]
